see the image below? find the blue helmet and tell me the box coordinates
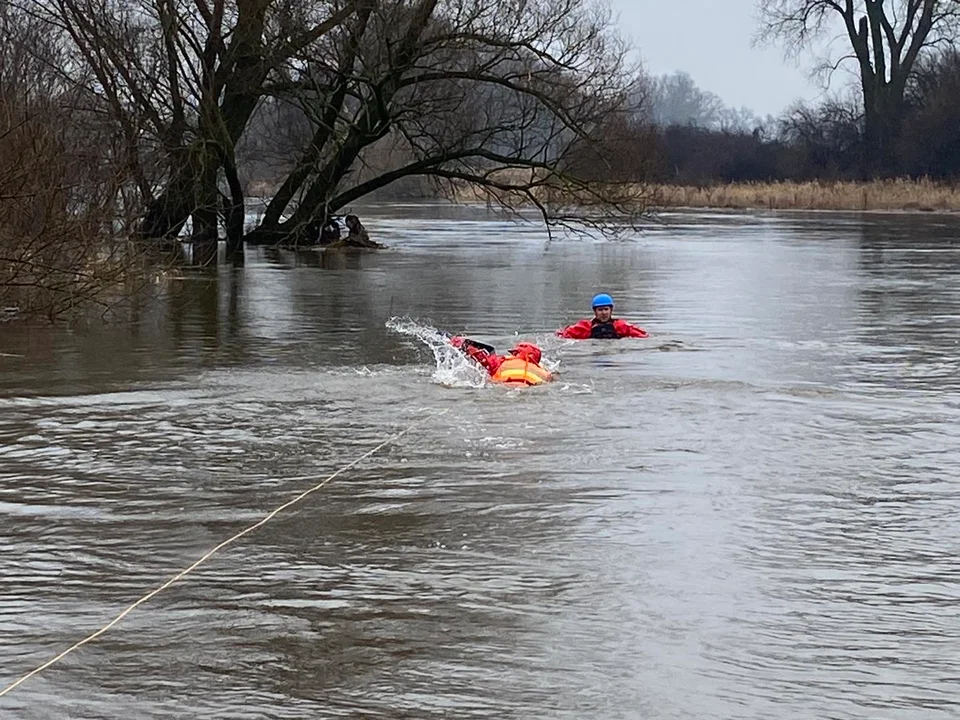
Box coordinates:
[591,293,614,309]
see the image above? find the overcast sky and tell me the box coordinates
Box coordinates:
[608,0,828,117]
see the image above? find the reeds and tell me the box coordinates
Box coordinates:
[447,175,960,214]
[654,179,960,212]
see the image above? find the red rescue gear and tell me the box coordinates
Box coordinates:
[451,338,552,385]
[509,342,542,364]
[557,318,648,339]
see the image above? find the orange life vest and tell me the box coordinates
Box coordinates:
[490,356,553,386]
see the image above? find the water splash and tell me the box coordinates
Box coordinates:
[386,317,489,388]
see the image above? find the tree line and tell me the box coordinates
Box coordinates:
[640,0,960,185]
[631,47,960,185]
[232,1,960,190]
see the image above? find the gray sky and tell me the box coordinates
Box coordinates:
[609,0,826,117]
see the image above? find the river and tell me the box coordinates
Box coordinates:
[1,205,959,719]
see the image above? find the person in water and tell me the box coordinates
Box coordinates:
[450,337,553,386]
[557,293,648,339]
[343,214,385,248]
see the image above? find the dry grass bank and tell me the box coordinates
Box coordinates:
[249,176,960,215]
[439,176,960,215]
[655,179,960,212]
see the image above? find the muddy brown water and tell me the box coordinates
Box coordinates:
[1,205,959,719]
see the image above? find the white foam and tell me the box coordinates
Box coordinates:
[386,317,489,388]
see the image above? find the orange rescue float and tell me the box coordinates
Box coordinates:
[490,356,553,386]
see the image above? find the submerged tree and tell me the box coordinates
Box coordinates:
[8,0,651,248]
[6,0,361,250]
[246,0,651,243]
[758,0,960,176]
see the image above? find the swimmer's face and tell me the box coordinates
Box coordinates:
[593,306,613,323]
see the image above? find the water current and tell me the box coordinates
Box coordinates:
[1,205,958,719]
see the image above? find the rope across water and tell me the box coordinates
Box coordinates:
[0,408,448,698]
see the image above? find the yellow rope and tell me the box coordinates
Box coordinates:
[0,408,447,698]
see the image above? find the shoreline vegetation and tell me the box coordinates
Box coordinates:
[447,177,960,214]
[654,179,960,213]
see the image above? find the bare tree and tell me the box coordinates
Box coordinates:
[243,0,652,243]
[646,71,726,128]
[758,0,960,176]
[778,95,865,177]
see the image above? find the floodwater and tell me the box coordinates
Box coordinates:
[1,205,959,719]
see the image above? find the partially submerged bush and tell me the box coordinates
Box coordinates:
[0,11,153,319]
